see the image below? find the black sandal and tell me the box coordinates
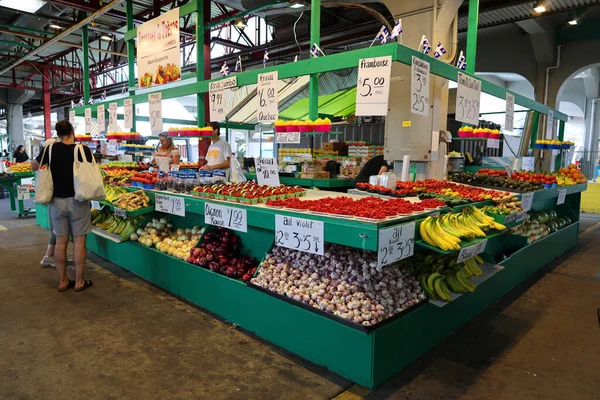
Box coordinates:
[57,280,75,292]
[74,280,94,292]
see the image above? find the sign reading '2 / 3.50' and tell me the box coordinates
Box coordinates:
[275,215,324,255]
[355,56,392,116]
[456,72,481,126]
[378,221,416,269]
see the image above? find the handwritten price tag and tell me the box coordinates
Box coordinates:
[204,202,247,233]
[487,138,500,149]
[114,207,127,218]
[155,193,185,217]
[84,107,92,133]
[355,56,392,116]
[504,212,526,224]
[457,239,487,263]
[254,157,280,187]
[276,132,301,144]
[521,192,534,212]
[505,165,514,178]
[149,92,163,132]
[275,215,324,255]
[257,71,278,123]
[209,76,237,122]
[557,188,566,205]
[69,110,76,125]
[378,221,416,269]
[411,56,430,116]
[546,110,554,139]
[17,185,29,200]
[456,72,481,126]
[505,93,515,132]
[124,98,133,130]
[97,104,105,133]
[91,200,102,210]
[108,102,118,130]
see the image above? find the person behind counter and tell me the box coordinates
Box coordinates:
[355,155,391,183]
[13,145,29,163]
[200,122,232,176]
[153,132,180,172]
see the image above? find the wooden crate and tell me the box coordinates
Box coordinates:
[340,167,360,178]
[301,171,331,179]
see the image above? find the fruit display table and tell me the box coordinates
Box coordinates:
[35,183,586,388]
[0,172,35,218]
[244,173,355,190]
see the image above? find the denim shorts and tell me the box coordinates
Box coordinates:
[50,197,92,237]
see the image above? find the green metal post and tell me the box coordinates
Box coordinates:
[555,120,566,171]
[529,111,539,151]
[126,0,137,131]
[196,1,205,128]
[308,0,321,120]
[466,0,479,74]
[82,22,90,103]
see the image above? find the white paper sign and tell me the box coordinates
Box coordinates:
[487,138,500,149]
[136,8,181,88]
[505,165,514,178]
[97,104,105,133]
[204,202,247,233]
[378,221,415,269]
[355,56,392,116]
[69,110,76,125]
[17,185,29,200]
[456,72,481,126]
[504,212,526,224]
[546,110,554,139]
[275,215,324,255]
[411,56,430,116]
[505,93,515,132]
[91,200,102,210]
[276,132,301,144]
[521,157,534,171]
[170,164,180,172]
[114,207,127,218]
[254,157,280,187]
[209,76,237,122]
[84,107,92,133]
[521,192,534,212]
[108,102,118,130]
[257,71,278,123]
[457,239,487,263]
[155,193,185,217]
[557,188,566,205]
[149,92,163,132]
[124,98,133,130]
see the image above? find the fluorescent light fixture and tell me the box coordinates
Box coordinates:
[234,17,246,29]
[49,23,62,29]
[101,35,112,41]
[0,0,46,13]
[568,19,578,25]
[289,0,305,9]
[534,3,547,13]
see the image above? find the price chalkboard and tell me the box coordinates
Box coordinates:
[275,215,324,255]
[254,157,280,187]
[155,193,185,217]
[355,56,392,116]
[456,72,481,126]
[411,56,430,116]
[377,221,416,269]
[204,202,247,233]
[257,71,278,123]
[457,239,487,263]
[149,92,163,133]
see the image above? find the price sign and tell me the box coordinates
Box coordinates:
[114,207,127,218]
[276,132,301,144]
[504,212,526,224]
[521,157,534,171]
[209,76,237,122]
[149,92,163,132]
[487,138,500,149]
[97,104,105,133]
[557,188,566,205]
[155,193,185,217]
[84,107,92,133]
[69,110,75,125]
[170,164,180,172]
[377,221,416,269]
[355,56,392,116]
[505,165,514,178]
[456,72,481,126]
[204,202,247,233]
[254,157,280,187]
[505,93,515,132]
[521,192,534,212]
[546,110,554,139]
[457,239,488,263]
[91,200,102,210]
[257,71,278,123]
[275,215,324,255]
[17,185,29,200]
[410,56,430,116]
[124,98,133,130]
[108,102,118,130]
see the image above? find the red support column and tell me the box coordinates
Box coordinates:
[42,66,52,139]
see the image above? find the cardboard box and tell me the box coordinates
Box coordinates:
[301,171,330,179]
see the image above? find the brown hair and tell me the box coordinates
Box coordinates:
[158,132,174,151]
[55,120,74,138]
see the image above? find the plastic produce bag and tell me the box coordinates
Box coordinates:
[230,157,247,183]
[34,143,53,204]
[73,144,106,201]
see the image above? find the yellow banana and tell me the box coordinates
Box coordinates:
[425,219,452,251]
[460,214,486,237]
[419,218,437,248]
[432,219,461,250]
[449,214,475,238]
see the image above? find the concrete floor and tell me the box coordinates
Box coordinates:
[1,197,600,400]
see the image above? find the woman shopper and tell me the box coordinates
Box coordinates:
[13,145,29,163]
[32,121,94,292]
[153,132,180,172]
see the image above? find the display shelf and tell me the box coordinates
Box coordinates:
[452,137,488,141]
[429,263,504,307]
[91,228,126,243]
[98,200,155,217]
[11,171,34,178]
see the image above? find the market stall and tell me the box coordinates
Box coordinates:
[0,170,35,218]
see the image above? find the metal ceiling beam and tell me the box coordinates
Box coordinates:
[45,0,135,25]
[0,39,36,49]
[211,37,251,50]
[0,0,125,77]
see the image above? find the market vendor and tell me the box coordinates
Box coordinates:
[355,155,391,183]
[200,122,232,176]
[153,132,180,172]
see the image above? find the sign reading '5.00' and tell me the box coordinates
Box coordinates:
[355,56,392,117]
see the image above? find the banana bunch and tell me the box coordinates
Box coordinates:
[418,255,485,302]
[419,207,506,251]
[104,184,128,203]
[91,209,144,241]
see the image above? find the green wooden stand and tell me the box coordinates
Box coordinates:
[0,172,35,217]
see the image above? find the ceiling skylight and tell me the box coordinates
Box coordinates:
[0,0,46,13]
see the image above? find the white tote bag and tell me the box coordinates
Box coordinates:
[34,143,54,204]
[73,144,106,201]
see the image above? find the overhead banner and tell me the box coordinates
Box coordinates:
[137,8,181,88]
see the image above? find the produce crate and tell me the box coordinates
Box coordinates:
[340,167,360,178]
[301,171,330,179]
[98,200,155,217]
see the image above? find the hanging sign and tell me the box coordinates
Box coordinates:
[276,132,301,144]
[149,92,163,132]
[84,108,92,133]
[456,72,481,126]
[522,156,535,171]
[410,56,430,116]
[487,138,500,149]
[97,104,105,133]
[204,203,247,233]
[377,221,415,269]
[457,239,487,263]
[275,215,324,256]
[136,8,181,88]
[155,193,184,217]
[17,185,29,200]
[209,76,237,122]
[124,98,133,130]
[108,102,118,130]
[254,157,280,187]
[546,110,554,139]
[505,93,515,132]
[257,71,278,123]
[69,110,75,125]
[355,56,392,116]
